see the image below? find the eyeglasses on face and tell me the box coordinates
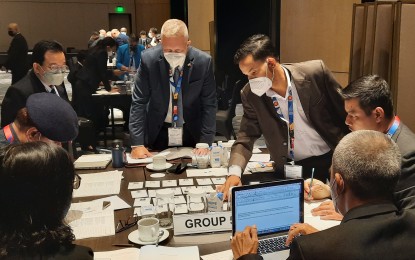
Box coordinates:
[40,64,70,74]
[115,214,139,233]
[73,173,81,189]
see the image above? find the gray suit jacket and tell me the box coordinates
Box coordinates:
[393,122,415,209]
[229,60,348,172]
[129,45,216,147]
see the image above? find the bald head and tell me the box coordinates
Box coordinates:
[8,23,19,36]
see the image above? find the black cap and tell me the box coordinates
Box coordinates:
[26,93,79,142]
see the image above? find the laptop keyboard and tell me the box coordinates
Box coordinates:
[258,235,289,255]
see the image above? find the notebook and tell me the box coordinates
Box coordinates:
[74,154,112,170]
[232,179,304,259]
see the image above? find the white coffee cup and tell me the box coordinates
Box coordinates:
[153,155,167,170]
[137,217,159,242]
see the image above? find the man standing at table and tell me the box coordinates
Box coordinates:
[116,34,145,76]
[3,23,29,84]
[1,40,69,127]
[232,130,415,260]
[129,19,216,158]
[221,34,348,198]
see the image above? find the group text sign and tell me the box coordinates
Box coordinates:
[173,211,232,235]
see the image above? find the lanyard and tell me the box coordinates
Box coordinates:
[129,51,135,68]
[3,124,14,143]
[386,116,400,138]
[272,86,295,161]
[169,69,183,127]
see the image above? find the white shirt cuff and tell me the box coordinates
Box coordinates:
[228,165,242,178]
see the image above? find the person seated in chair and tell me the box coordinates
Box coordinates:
[0,142,93,259]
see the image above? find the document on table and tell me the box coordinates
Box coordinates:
[95,248,140,260]
[196,178,213,185]
[72,171,123,198]
[134,197,152,207]
[160,147,194,160]
[179,178,194,186]
[131,189,148,198]
[140,245,199,260]
[201,249,233,260]
[146,180,161,188]
[304,200,340,231]
[93,195,130,210]
[126,152,170,165]
[186,168,228,177]
[249,154,271,162]
[128,182,144,189]
[68,201,115,239]
[162,180,177,187]
[211,177,226,185]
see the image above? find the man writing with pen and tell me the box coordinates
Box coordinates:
[232,130,415,260]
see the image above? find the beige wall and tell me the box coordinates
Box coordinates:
[188,0,214,53]
[280,0,359,87]
[0,0,136,51]
[135,0,170,35]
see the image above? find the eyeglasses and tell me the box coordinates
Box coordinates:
[115,214,138,233]
[73,173,81,189]
[41,64,70,74]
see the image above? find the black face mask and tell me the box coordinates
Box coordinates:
[8,31,15,37]
[129,45,136,52]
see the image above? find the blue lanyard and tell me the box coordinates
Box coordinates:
[272,87,295,161]
[386,116,400,138]
[169,69,183,125]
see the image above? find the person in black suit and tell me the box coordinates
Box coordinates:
[138,30,151,48]
[233,130,415,260]
[129,19,216,158]
[0,142,93,259]
[4,23,29,84]
[72,37,119,132]
[1,40,69,127]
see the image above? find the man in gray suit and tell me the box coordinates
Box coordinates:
[129,19,216,158]
[221,34,348,198]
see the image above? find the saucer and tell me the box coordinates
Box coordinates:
[128,228,170,245]
[146,163,173,172]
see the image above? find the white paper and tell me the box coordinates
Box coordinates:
[169,187,183,195]
[93,195,131,210]
[198,185,215,193]
[146,181,161,188]
[252,148,262,154]
[162,180,177,187]
[126,153,153,164]
[201,249,233,260]
[134,207,142,216]
[128,182,144,190]
[131,189,148,198]
[211,177,226,185]
[134,198,152,207]
[140,245,199,260]
[186,168,228,177]
[69,201,115,239]
[181,186,197,194]
[175,203,189,214]
[160,147,194,160]
[72,171,123,198]
[147,190,157,197]
[179,178,194,186]
[304,200,341,231]
[95,248,140,260]
[174,195,187,204]
[196,178,213,185]
[249,154,271,162]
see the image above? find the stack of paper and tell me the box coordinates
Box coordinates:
[73,170,123,198]
[68,200,115,239]
[140,245,199,260]
[74,154,112,170]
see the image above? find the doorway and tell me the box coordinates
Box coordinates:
[109,13,132,34]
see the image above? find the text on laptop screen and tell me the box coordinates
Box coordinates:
[234,182,302,235]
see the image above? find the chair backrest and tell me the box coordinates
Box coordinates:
[228,79,246,120]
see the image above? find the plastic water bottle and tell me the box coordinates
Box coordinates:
[210,143,222,168]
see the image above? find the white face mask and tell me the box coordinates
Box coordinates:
[249,63,274,97]
[164,52,186,70]
[148,32,152,38]
[107,51,113,57]
[39,66,64,86]
[121,32,127,35]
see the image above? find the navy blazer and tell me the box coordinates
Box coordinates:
[129,45,217,147]
[1,70,69,127]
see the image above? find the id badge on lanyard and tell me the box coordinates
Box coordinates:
[168,69,183,146]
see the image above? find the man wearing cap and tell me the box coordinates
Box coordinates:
[1,40,69,127]
[0,93,78,148]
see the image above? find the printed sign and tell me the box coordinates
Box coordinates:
[173,211,232,235]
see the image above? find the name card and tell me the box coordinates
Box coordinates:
[173,211,232,235]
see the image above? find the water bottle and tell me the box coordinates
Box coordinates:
[112,139,125,168]
[210,143,222,168]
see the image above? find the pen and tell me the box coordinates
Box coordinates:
[308,168,315,199]
[112,244,135,247]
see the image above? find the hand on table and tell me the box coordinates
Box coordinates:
[220,175,242,201]
[113,69,124,77]
[110,87,119,93]
[304,178,331,201]
[192,148,209,156]
[131,146,153,159]
[285,223,318,246]
[231,225,259,259]
[311,200,343,221]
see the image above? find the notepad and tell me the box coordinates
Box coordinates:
[74,154,112,169]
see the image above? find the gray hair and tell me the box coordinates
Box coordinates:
[332,130,401,199]
[161,19,189,39]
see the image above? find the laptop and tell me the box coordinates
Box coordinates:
[232,179,304,259]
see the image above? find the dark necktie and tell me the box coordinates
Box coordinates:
[173,67,180,85]
[50,87,56,95]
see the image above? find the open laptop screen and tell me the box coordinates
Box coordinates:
[232,179,304,236]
